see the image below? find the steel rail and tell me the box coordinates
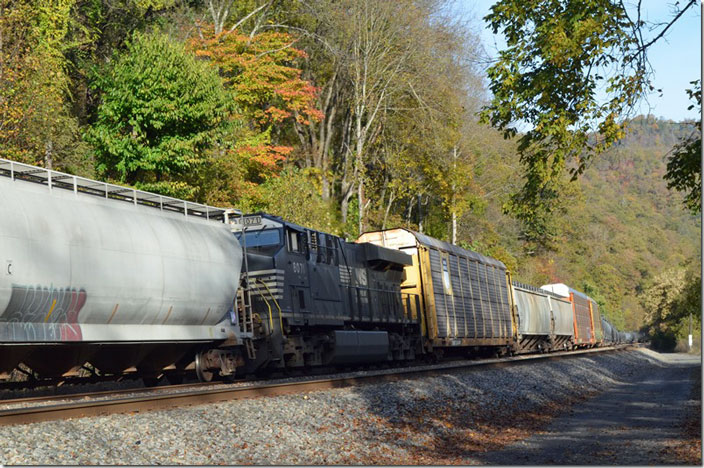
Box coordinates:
[0,345,634,426]
[0,381,219,406]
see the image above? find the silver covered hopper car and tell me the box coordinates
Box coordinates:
[0,158,244,380]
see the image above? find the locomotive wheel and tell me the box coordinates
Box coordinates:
[194,352,214,382]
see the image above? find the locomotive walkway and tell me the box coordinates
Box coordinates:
[477,349,701,465]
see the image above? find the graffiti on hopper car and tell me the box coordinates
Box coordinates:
[0,284,85,341]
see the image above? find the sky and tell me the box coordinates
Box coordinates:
[455,0,701,122]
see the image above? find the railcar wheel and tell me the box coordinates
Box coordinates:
[194,352,214,382]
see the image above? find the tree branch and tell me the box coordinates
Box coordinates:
[226,1,272,35]
[639,0,697,51]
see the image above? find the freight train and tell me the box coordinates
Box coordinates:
[0,158,638,383]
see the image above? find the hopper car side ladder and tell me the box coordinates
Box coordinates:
[236,286,256,360]
[237,221,256,360]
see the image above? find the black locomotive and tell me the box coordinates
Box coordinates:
[231,214,421,374]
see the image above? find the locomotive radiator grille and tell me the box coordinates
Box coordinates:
[246,269,285,301]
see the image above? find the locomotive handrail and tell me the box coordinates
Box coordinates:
[340,283,420,324]
[255,278,285,338]
[0,157,240,222]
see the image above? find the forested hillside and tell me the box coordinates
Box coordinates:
[0,0,699,338]
[513,117,699,331]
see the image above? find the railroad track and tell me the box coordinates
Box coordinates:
[0,380,219,407]
[0,345,636,426]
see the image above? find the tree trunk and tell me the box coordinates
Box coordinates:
[321,171,330,201]
[382,190,395,230]
[357,181,364,234]
[338,107,355,225]
[341,188,354,226]
[451,145,458,244]
[44,140,53,170]
[406,198,414,227]
[354,102,365,234]
[417,194,423,233]
[320,100,337,202]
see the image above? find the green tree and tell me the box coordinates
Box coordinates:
[665,81,701,214]
[672,268,702,325]
[251,167,341,234]
[0,0,88,170]
[640,265,701,351]
[86,31,231,199]
[640,267,685,349]
[481,0,700,243]
[282,0,485,236]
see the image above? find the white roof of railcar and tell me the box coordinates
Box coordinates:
[541,283,595,302]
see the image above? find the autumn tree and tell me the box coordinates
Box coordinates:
[0,0,86,169]
[193,27,321,189]
[0,1,36,161]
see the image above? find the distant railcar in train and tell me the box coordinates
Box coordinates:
[541,283,603,348]
[510,282,574,352]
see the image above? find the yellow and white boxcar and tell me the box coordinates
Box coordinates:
[357,229,515,355]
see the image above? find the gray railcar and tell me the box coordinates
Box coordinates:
[511,282,575,352]
[601,318,614,344]
[0,158,244,380]
[592,301,604,344]
[548,294,575,349]
[511,283,552,352]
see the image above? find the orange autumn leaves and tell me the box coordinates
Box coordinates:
[192,28,322,180]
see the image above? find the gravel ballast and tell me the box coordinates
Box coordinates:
[0,348,699,465]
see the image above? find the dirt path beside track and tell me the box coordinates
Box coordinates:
[476,350,701,466]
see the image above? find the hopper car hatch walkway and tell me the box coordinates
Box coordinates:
[477,349,701,465]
